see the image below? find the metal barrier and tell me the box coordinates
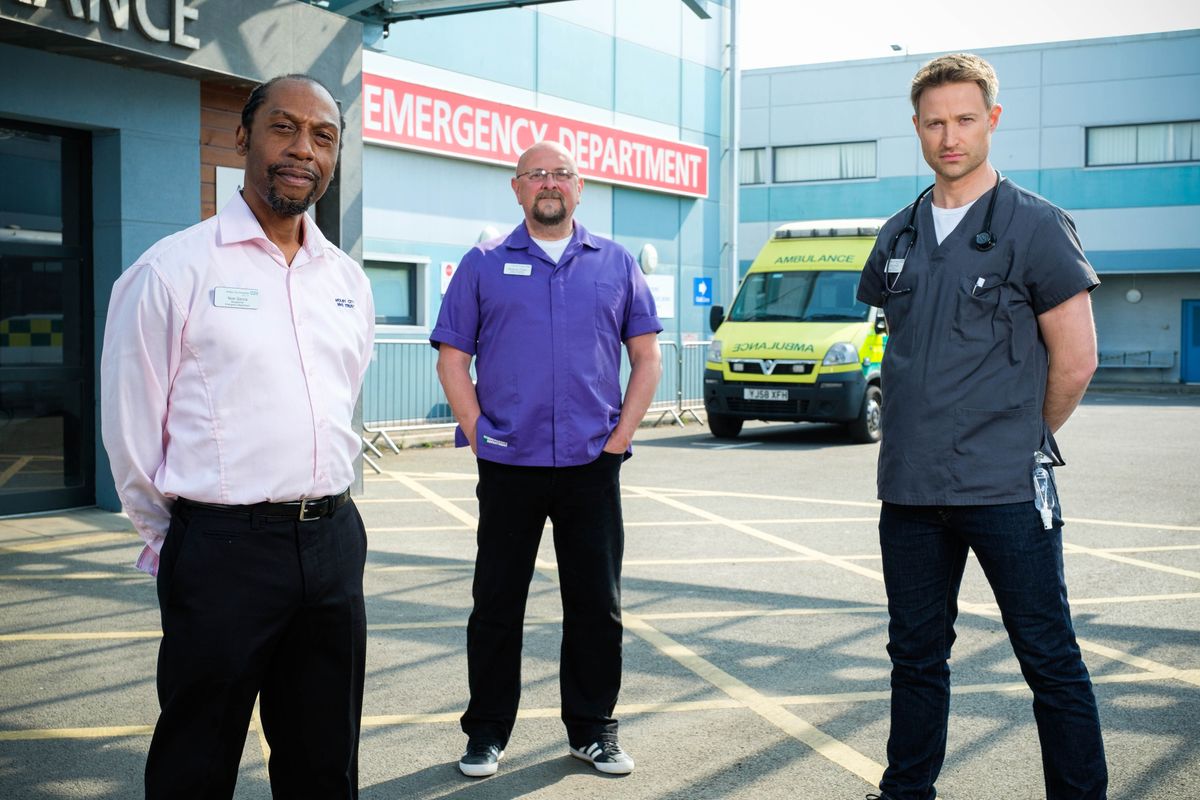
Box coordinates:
[1097,350,1177,369]
[362,340,457,461]
[361,337,712,457]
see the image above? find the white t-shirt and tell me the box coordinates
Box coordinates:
[532,235,571,263]
[931,198,977,245]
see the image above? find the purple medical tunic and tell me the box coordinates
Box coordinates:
[430,221,662,467]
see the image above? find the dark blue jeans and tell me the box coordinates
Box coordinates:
[877,501,1107,800]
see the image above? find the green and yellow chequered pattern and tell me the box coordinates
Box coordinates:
[0,317,64,348]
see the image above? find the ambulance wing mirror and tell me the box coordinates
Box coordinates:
[709,305,725,333]
[874,310,888,334]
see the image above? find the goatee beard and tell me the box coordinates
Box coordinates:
[532,197,566,227]
[266,165,319,216]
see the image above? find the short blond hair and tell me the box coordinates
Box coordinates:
[910,53,998,113]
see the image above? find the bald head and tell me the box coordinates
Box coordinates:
[516,141,578,176]
[511,140,583,239]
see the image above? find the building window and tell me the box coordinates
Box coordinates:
[739,148,767,184]
[774,141,875,183]
[364,260,418,326]
[1087,121,1200,166]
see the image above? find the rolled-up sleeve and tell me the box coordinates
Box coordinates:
[429,251,481,355]
[100,263,184,575]
[622,253,663,340]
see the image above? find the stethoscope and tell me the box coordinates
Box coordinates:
[884,171,1004,295]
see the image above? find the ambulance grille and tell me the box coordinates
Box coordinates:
[728,398,811,415]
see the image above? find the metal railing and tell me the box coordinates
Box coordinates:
[362,338,711,457]
[1097,350,1177,369]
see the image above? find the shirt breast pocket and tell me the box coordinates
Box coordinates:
[595,281,624,334]
[951,272,1008,343]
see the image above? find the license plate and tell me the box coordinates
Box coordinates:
[744,388,788,401]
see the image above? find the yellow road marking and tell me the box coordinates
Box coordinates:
[0,456,33,488]
[1064,541,1200,581]
[0,572,140,581]
[9,666,1200,744]
[637,605,886,621]
[386,470,886,787]
[624,554,878,566]
[0,532,137,553]
[627,486,884,582]
[0,725,154,740]
[1067,592,1200,605]
[0,631,161,642]
[1063,517,1200,532]
[631,484,1200,699]
[368,525,472,533]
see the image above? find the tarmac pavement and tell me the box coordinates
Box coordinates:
[1,389,1198,799]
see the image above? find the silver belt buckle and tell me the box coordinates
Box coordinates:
[298,498,322,522]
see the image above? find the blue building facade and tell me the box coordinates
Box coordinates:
[0,0,363,517]
[359,0,734,348]
[739,31,1200,384]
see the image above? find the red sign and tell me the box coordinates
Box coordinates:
[363,74,709,199]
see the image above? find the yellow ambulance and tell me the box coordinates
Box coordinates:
[704,219,886,443]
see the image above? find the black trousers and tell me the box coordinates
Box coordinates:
[461,453,625,748]
[145,499,368,800]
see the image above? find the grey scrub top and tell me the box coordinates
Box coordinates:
[857,178,1099,506]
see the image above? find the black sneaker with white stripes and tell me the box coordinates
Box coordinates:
[569,739,635,774]
[458,739,504,777]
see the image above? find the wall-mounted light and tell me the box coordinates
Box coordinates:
[1125,288,1143,304]
[638,243,659,275]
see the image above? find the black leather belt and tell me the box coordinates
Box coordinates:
[177,489,351,522]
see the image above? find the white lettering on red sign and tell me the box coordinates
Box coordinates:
[363,74,708,199]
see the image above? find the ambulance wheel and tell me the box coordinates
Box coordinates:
[708,412,743,439]
[848,385,882,444]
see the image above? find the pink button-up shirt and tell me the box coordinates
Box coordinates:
[101,193,375,575]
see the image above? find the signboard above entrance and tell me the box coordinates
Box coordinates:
[363,73,709,199]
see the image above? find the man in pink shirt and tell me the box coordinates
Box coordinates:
[101,75,374,799]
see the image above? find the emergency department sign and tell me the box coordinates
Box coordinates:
[693,277,713,306]
[362,73,709,199]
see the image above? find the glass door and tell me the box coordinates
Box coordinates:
[0,120,93,514]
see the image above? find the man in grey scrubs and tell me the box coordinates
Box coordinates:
[857,54,1107,800]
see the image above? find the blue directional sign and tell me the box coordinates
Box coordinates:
[693,277,713,306]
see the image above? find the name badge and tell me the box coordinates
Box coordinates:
[213,287,260,309]
[885,259,905,275]
[503,263,533,276]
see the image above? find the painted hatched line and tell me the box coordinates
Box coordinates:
[630,484,1200,697]
[7,668,1199,743]
[389,469,885,788]
[626,486,883,582]
[1063,541,1200,581]
[4,591,1196,642]
[4,545,1190,583]
[0,456,33,487]
[0,531,137,553]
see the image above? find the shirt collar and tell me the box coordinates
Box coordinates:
[507,220,602,257]
[217,191,331,261]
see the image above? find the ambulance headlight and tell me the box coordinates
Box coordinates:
[822,342,858,366]
[707,339,723,363]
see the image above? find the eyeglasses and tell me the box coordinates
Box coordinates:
[515,168,577,184]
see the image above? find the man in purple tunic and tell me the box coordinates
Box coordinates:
[431,141,662,778]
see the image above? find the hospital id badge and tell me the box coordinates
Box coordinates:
[886,258,905,275]
[213,287,260,309]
